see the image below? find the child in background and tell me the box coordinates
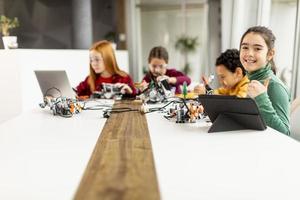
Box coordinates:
[140,46,191,94]
[239,26,290,135]
[194,49,249,97]
[76,40,136,97]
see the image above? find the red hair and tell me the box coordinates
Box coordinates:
[88,40,127,92]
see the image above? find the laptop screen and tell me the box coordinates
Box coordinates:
[34,70,76,99]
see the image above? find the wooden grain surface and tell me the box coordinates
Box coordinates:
[74,100,160,200]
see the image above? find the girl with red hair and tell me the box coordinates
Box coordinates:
[76,40,136,97]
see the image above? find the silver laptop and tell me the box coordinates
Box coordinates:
[34,70,76,99]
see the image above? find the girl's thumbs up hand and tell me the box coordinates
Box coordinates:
[247,78,270,98]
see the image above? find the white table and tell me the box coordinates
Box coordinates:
[0,100,111,200]
[1,102,300,200]
[146,112,300,200]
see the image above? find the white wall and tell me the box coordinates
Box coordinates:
[0,51,22,123]
[0,49,129,123]
[270,1,297,90]
[221,0,259,50]
[139,3,208,82]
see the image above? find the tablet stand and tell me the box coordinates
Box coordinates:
[208,112,266,133]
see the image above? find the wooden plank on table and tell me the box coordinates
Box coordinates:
[74,100,160,200]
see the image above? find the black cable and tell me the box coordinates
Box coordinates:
[44,87,62,98]
[80,99,113,110]
[58,113,73,118]
[83,106,108,110]
[102,107,140,118]
[181,97,191,119]
[82,104,112,110]
[143,99,182,114]
[105,107,140,113]
[144,96,197,119]
[139,85,151,94]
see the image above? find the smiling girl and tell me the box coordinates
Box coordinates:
[240,26,290,135]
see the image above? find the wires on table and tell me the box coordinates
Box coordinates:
[140,99,183,114]
[102,107,140,118]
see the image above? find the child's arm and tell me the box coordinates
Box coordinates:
[250,80,290,135]
[169,70,191,86]
[76,76,91,96]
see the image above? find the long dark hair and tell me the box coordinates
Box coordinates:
[240,26,277,74]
